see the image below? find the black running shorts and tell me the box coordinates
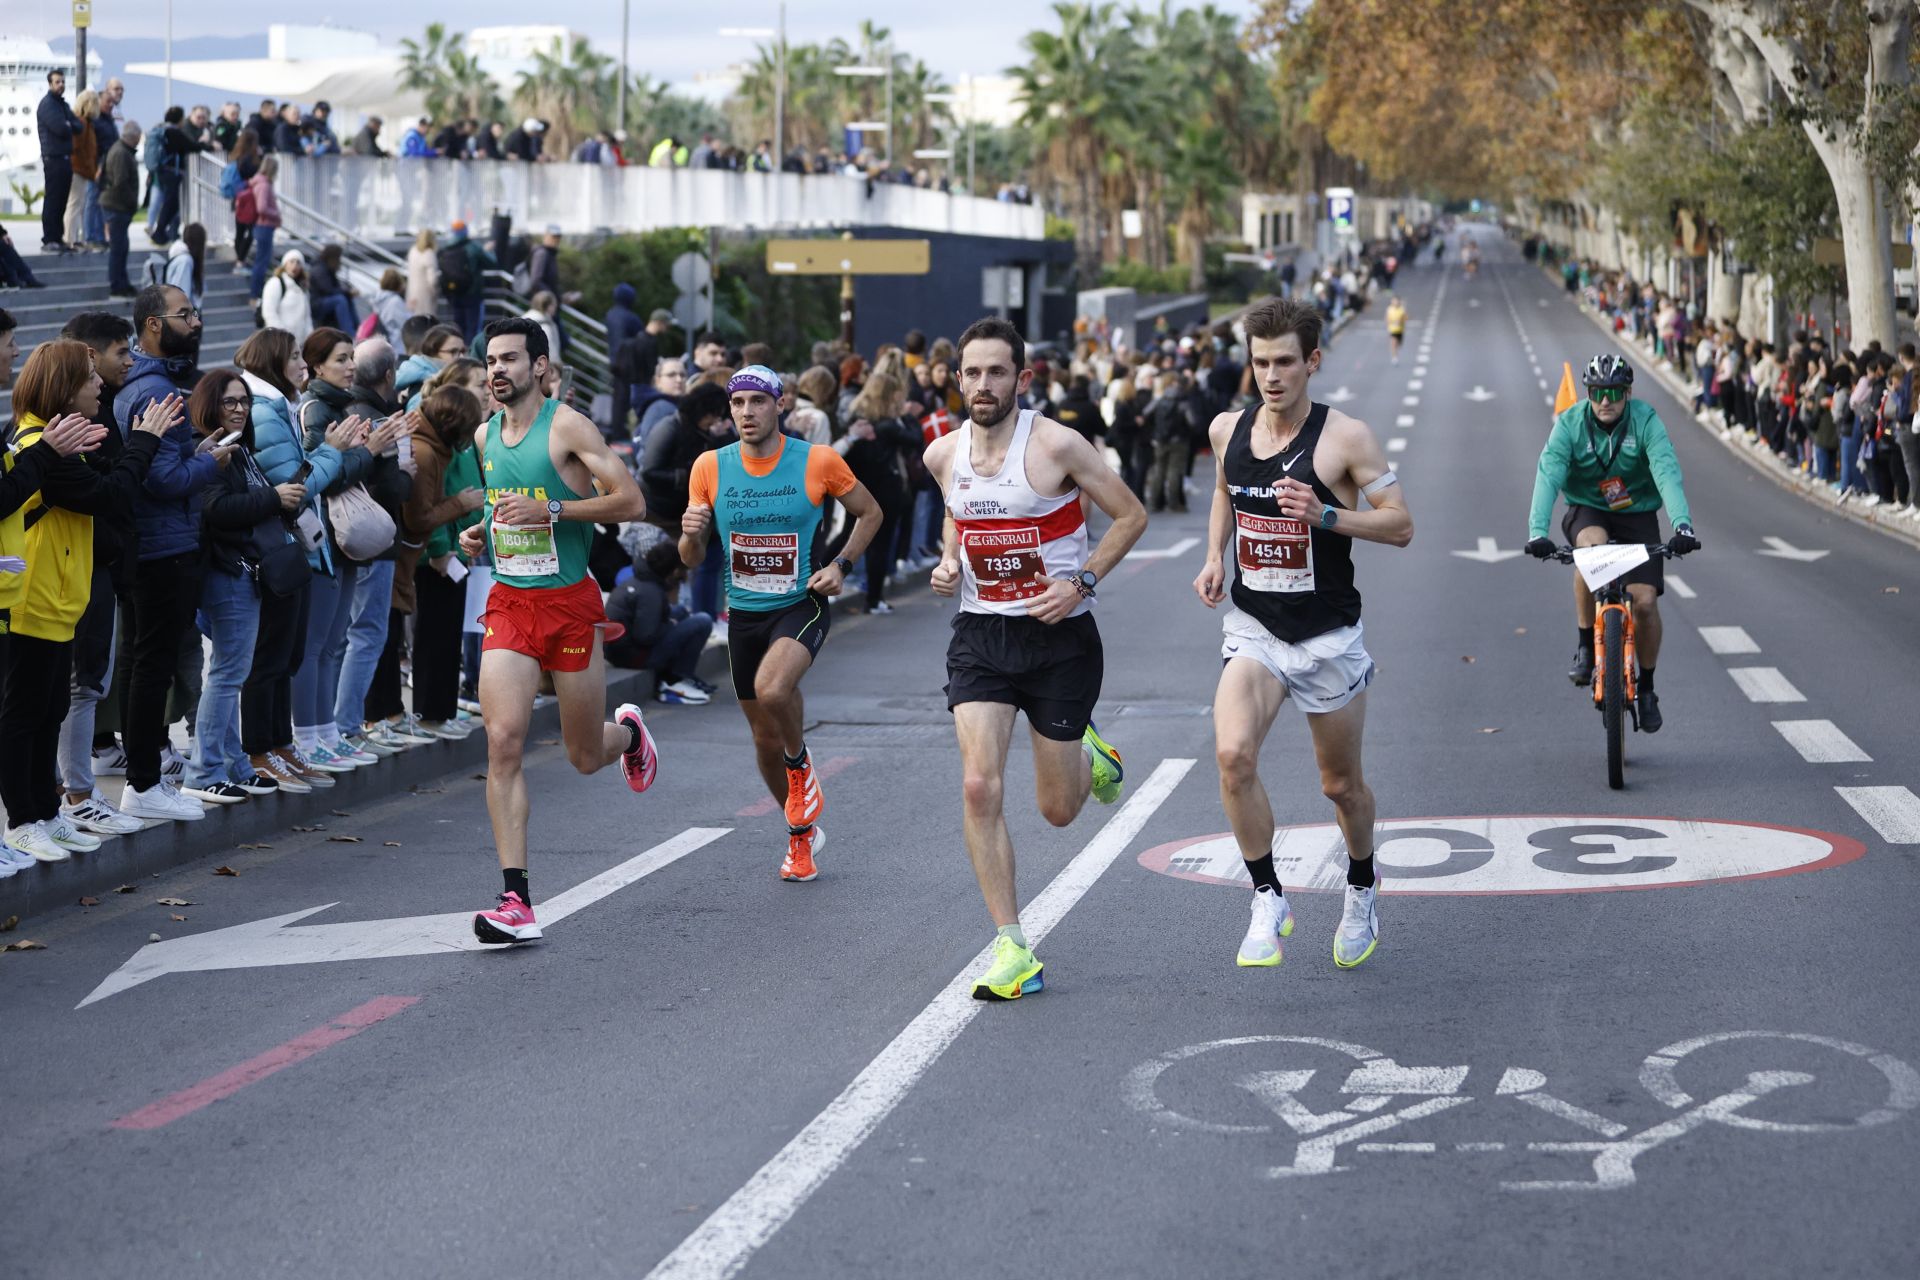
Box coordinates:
[1562,505,1665,594]
[945,611,1103,741]
[728,593,831,700]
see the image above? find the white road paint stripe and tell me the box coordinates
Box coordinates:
[1836,787,1920,843]
[1772,720,1871,764]
[1395,414,1415,427]
[1413,366,1427,377]
[1356,1142,1437,1153]
[1402,395,1420,406]
[1666,573,1696,599]
[1387,438,1408,453]
[1456,1142,1506,1152]
[644,759,1197,1280]
[1728,667,1805,703]
[1697,625,1760,655]
[1538,378,1549,390]
[1406,379,1424,390]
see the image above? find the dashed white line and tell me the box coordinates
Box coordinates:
[1835,787,1920,843]
[1357,1143,1437,1154]
[1728,667,1805,703]
[1538,378,1549,390]
[1772,720,1872,764]
[1387,438,1408,453]
[1666,573,1696,599]
[1697,626,1760,655]
[643,759,1197,1280]
[1395,414,1415,427]
[1406,379,1424,390]
[1402,395,1420,406]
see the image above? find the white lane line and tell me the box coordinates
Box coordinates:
[1666,573,1696,599]
[644,759,1197,1280]
[1457,1142,1506,1153]
[1387,438,1408,453]
[1728,667,1805,703]
[1402,395,1420,406]
[1413,366,1428,377]
[1697,626,1760,655]
[1538,378,1549,390]
[1836,787,1920,843]
[1129,536,1201,561]
[1406,379,1424,390]
[1772,720,1872,764]
[1395,414,1415,427]
[1357,1142,1437,1153]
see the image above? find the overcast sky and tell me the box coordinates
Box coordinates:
[16,1,1260,84]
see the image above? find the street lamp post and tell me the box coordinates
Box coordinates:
[721,10,785,159]
[617,0,629,139]
[834,54,892,170]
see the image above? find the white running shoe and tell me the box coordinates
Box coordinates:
[1333,882,1381,969]
[62,794,144,836]
[121,783,207,822]
[1236,888,1295,968]
[303,744,358,773]
[419,719,471,740]
[160,745,187,780]
[388,715,441,745]
[45,811,103,852]
[92,744,129,777]
[0,842,38,873]
[330,739,381,766]
[182,781,249,805]
[658,678,712,705]
[5,822,72,862]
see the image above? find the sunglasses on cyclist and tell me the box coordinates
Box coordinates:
[1588,386,1628,404]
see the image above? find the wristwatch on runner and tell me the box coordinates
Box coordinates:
[833,555,855,575]
[1066,570,1098,598]
[1319,507,1339,529]
[546,498,564,520]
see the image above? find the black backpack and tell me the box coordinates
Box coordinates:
[438,244,474,297]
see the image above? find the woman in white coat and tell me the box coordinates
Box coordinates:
[261,249,314,343]
[406,229,441,318]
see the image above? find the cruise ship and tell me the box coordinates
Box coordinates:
[0,36,103,215]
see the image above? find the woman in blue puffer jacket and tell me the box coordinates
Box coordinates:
[234,327,373,790]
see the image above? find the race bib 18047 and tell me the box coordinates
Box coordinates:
[963,527,1047,602]
[491,518,560,579]
[1235,510,1314,593]
[730,531,800,596]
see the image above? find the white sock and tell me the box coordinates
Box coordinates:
[293,725,321,755]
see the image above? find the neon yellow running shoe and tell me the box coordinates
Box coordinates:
[1082,721,1124,805]
[971,935,1044,1001]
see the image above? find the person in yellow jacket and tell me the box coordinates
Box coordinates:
[1,339,177,867]
[648,135,688,168]
[1384,295,1407,364]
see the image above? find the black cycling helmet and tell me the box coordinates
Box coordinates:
[1583,354,1634,389]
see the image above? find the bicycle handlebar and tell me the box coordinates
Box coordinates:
[1545,541,1686,566]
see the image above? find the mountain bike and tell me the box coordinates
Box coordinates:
[1545,540,1684,790]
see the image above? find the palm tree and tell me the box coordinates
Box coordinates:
[400,24,503,124]
[513,36,613,156]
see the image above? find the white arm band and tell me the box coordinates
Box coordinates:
[1359,471,1399,499]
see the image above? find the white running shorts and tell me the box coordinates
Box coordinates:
[1221,609,1376,714]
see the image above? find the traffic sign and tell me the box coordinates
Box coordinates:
[1326,186,1355,231]
[72,1,92,29]
[765,239,930,276]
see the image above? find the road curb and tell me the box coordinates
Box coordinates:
[1548,267,1920,553]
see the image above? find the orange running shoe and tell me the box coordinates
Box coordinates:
[784,753,824,829]
[780,825,824,882]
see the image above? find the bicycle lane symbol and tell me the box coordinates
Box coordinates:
[1121,1032,1920,1190]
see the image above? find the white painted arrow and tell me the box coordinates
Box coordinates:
[1464,386,1497,402]
[1130,536,1200,561]
[1451,537,1523,563]
[1756,536,1828,562]
[79,826,732,1006]
[1322,386,1356,404]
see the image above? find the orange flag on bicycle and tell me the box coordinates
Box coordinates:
[1553,361,1579,416]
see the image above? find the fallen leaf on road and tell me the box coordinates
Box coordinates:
[292,825,326,833]
[327,835,363,843]
[4,940,46,952]
[470,774,488,781]
[147,933,162,943]
[78,897,99,907]
[169,914,187,922]
[410,785,445,794]
[383,841,402,847]
[156,897,193,906]
[330,809,352,818]
[236,843,271,851]
[1886,586,1901,594]
[1515,627,1528,635]
[1479,727,1502,734]
[114,884,136,894]
[213,866,239,876]
[1461,655,1476,664]
[0,915,16,932]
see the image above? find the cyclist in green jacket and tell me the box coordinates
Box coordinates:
[1525,354,1700,732]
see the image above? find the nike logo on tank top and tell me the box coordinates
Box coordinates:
[947,409,1089,618]
[1223,401,1362,643]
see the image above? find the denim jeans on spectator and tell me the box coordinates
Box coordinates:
[83,178,105,245]
[242,578,309,756]
[1812,445,1836,485]
[1898,425,1920,505]
[151,170,183,244]
[412,562,467,722]
[125,552,203,792]
[292,568,356,749]
[105,211,132,291]
[455,295,484,343]
[250,225,277,299]
[911,486,943,557]
[56,567,117,796]
[367,609,407,726]
[652,612,713,684]
[186,568,260,789]
[314,293,357,335]
[690,534,723,618]
[1839,431,1863,494]
[333,560,393,739]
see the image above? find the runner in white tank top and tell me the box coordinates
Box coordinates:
[924,319,1148,1003]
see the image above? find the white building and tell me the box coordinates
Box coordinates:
[0,35,104,214]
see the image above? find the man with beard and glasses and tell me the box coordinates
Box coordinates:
[113,285,232,822]
[923,316,1148,1002]
[679,366,882,882]
[457,318,656,944]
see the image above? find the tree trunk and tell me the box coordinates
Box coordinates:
[1705,247,1741,326]
[1817,139,1899,349]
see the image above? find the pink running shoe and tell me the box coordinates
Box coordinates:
[473,892,542,944]
[615,702,658,793]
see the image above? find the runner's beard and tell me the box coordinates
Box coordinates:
[494,372,534,405]
[968,392,1013,427]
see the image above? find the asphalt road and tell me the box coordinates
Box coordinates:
[6,230,1918,1280]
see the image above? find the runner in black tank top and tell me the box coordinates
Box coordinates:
[1194,297,1413,976]
[1223,401,1361,644]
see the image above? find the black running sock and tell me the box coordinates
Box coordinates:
[783,746,808,771]
[1245,852,1284,897]
[1639,666,1654,691]
[503,868,531,906]
[1346,857,1376,889]
[624,719,641,755]
[1577,625,1593,653]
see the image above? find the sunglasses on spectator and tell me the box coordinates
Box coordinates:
[161,307,202,322]
[1588,386,1627,404]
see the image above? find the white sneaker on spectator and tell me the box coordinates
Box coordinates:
[303,744,359,773]
[387,715,439,745]
[657,679,712,705]
[1,840,41,872]
[183,781,249,805]
[92,744,129,777]
[351,730,400,757]
[62,793,144,836]
[122,783,207,822]
[160,745,187,780]
[1863,494,1883,507]
[419,718,471,740]
[362,725,409,752]
[45,812,104,852]
[330,739,381,766]
[6,822,73,861]
[456,697,483,716]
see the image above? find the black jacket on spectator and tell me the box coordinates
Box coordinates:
[246,112,278,152]
[0,440,60,521]
[273,119,304,154]
[37,90,81,159]
[840,416,916,505]
[640,411,717,531]
[502,127,540,161]
[26,426,161,534]
[1052,389,1105,444]
[605,557,675,654]
[351,125,386,158]
[160,123,212,174]
[432,126,468,158]
[211,117,241,153]
[99,139,139,214]
[474,129,504,161]
[1149,388,1191,445]
[201,447,285,579]
[308,257,350,317]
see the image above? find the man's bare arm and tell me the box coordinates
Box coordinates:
[1053,424,1148,578]
[553,406,645,523]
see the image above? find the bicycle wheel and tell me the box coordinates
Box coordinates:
[1602,607,1626,789]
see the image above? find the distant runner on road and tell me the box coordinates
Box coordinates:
[680,365,883,882]
[1194,295,1413,972]
[459,317,658,944]
[926,316,1148,1001]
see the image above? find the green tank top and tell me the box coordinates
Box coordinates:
[481,398,592,590]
